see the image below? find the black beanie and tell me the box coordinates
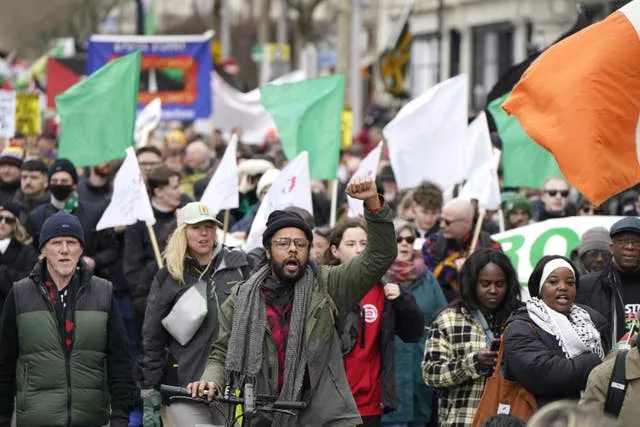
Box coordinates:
[0,202,22,219]
[39,211,85,249]
[262,210,314,248]
[49,158,78,184]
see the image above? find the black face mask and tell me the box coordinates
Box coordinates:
[50,184,74,201]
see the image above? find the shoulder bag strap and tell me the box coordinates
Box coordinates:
[604,350,628,417]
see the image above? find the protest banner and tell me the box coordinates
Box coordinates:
[87,32,213,121]
[14,93,40,136]
[491,216,623,286]
[0,90,16,139]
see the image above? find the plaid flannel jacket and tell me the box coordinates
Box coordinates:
[422,306,491,427]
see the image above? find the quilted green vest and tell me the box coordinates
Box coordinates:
[13,273,112,427]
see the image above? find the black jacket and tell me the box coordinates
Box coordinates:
[0,239,38,314]
[0,181,19,206]
[140,246,250,389]
[12,191,49,224]
[576,261,627,344]
[76,175,112,210]
[502,305,608,408]
[25,201,119,283]
[340,285,424,413]
[124,208,178,296]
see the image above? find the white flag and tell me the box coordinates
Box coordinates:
[459,112,501,209]
[97,147,156,230]
[460,149,502,210]
[348,142,383,217]
[200,135,239,213]
[0,90,16,139]
[463,112,494,180]
[245,152,313,251]
[134,98,162,147]
[384,75,468,190]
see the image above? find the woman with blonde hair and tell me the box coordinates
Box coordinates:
[139,202,250,426]
[0,202,38,313]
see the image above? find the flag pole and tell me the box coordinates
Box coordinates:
[146,223,163,268]
[330,179,339,227]
[222,209,230,244]
[497,208,506,233]
[469,209,486,254]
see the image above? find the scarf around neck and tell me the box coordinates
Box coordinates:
[225,263,314,426]
[385,251,426,285]
[526,297,604,360]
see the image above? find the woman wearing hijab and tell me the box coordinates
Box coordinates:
[503,255,609,408]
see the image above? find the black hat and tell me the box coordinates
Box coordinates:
[49,158,78,184]
[39,211,85,249]
[262,210,313,248]
[610,217,640,238]
[0,202,22,219]
[22,159,48,174]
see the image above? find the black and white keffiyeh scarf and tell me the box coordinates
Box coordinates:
[526,297,605,360]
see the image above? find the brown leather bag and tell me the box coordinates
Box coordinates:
[472,325,538,426]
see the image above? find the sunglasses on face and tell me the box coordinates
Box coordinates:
[545,189,570,198]
[396,235,416,244]
[580,206,600,214]
[0,216,16,225]
[440,218,463,226]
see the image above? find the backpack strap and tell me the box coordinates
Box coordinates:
[604,350,628,417]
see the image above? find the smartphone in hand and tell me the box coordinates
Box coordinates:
[490,338,501,352]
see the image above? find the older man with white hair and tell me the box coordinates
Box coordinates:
[421,198,503,301]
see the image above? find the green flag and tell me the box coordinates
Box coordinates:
[488,92,562,189]
[260,74,344,180]
[57,51,141,167]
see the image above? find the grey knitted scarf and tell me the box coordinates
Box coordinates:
[224,263,313,426]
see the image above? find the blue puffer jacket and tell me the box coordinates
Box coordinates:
[383,270,448,424]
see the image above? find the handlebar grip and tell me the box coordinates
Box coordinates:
[159,385,189,396]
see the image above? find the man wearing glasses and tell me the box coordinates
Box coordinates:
[577,217,640,348]
[188,176,397,427]
[535,178,574,221]
[422,198,502,302]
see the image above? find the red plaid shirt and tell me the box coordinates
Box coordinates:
[262,287,293,391]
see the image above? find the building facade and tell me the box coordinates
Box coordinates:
[377,0,629,109]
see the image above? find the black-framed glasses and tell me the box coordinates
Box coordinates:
[272,237,309,250]
[0,216,16,225]
[396,235,416,244]
[545,189,570,198]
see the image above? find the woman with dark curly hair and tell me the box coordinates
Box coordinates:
[502,255,609,408]
[422,249,521,426]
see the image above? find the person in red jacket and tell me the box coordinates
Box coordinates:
[327,219,424,426]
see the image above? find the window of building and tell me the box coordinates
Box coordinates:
[410,34,440,98]
[472,23,514,111]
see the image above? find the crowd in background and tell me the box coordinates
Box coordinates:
[0,112,638,427]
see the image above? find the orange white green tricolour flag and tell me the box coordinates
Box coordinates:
[502,0,640,205]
